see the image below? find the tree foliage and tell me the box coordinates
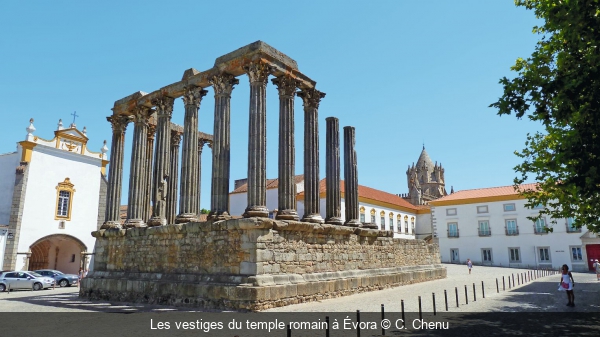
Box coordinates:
[490,0,600,232]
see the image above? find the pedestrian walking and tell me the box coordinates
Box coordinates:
[558,264,575,307]
[467,259,473,275]
[594,259,600,281]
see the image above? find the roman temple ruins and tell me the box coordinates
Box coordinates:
[81,41,445,310]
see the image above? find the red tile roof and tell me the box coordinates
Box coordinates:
[429,183,538,205]
[298,178,422,212]
[230,175,304,194]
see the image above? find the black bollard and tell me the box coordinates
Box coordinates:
[512,274,515,286]
[465,285,468,305]
[418,296,422,320]
[356,310,360,337]
[444,290,448,311]
[496,278,499,293]
[482,281,485,298]
[473,283,476,301]
[432,293,436,316]
[455,287,459,308]
[503,276,505,291]
[401,300,405,328]
[381,304,385,336]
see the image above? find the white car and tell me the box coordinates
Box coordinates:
[0,271,55,291]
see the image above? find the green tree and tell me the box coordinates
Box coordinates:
[200,208,210,214]
[490,0,600,232]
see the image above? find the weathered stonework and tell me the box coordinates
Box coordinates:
[81,218,445,311]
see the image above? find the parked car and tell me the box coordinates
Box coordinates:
[0,271,55,291]
[35,269,79,287]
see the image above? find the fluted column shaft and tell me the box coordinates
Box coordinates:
[273,76,299,220]
[244,61,270,218]
[124,108,150,228]
[344,126,361,227]
[209,74,238,219]
[299,88,326,223]
[148,96,175,226]
[177,87,208,223]
[143,124,156,222]
[102,115,130,228]
[325,117,343,225]
[196,140,207,215]
[167,131,181,224]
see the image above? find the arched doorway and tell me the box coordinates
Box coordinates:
[29,234,87,274]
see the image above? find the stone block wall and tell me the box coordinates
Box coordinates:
[82,218,445,311]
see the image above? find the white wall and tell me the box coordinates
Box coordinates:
[434,198,588,271]
[0,151,19,225]
[15,145,101,271]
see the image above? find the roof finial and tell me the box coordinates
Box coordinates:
[82,126,87,136]
[423,142,425,150]
[450,186,454,194]
[57,119,64,130]
[26,118,36,141]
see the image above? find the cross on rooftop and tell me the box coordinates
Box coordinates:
[71,111,79,124]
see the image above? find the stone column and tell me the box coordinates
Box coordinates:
[167,130,181,224]
[325,117,343,225]
[272,75,299,221]
[176,87,208,223]
[209,74,239,219]
[196,139,207,215]
[298,88,326,224]
[124,107,150,228]
[147,96,175,226]
[143,122,156,222]
[102,114,130,229]
[243,61,270,218]
[344,126,361,227]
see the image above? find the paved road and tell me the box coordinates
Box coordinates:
[1,265,598,337]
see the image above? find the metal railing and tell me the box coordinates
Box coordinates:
[478,228,491,237]
[447,229,459,238]
[505,226,519,236]
[565,223,581,233]
[533,225,548,234]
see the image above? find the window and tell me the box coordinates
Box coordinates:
[538,247,551,262]
[411,217,415,233]
[570,247,583,262]
[505,219,518,235]
[446,208,457,216]
[509,248,521,263]
[566,218,580,233]
[397,215,402,232]
[534,218,547,234]
[478,221,491,236]
[533,203,544,209]
[370,209,376,224]
[503,203,516,212]
[380,216,385,228]
[482,249,492,263]
[71,254,76,263]
[55,178,75,220]
[389,215,394,232]
[448,223,459,238]
[477,205,488,213]
[360,207,365,223]
[404,215,409,233]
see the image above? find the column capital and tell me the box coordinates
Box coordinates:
[171,131,182,147]
[152,96,175,117]
[182,86,208,107]
[244,61,271,85]
[210,73,239,97]
[298,88,326,109]
[147,123,157,141]
[272,75,299,98]
[131,106,152,125]
[106,115,131,134]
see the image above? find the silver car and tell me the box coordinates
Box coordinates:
[0,271,55,291]
[35,269,79,287]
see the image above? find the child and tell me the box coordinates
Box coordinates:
[558,264,575,307]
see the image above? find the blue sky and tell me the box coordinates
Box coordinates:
[0,1,543,210]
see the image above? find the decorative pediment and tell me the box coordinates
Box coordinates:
[55,128,88,142]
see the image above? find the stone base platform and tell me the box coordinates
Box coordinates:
[80,218,446,311]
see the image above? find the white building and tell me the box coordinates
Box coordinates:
[430,183,600,272]
[229,177,431,240]
[0,119,108,273]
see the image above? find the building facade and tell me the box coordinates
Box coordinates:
[230,177,432,240]
[0,119,107,273]
[430,184,600,272]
